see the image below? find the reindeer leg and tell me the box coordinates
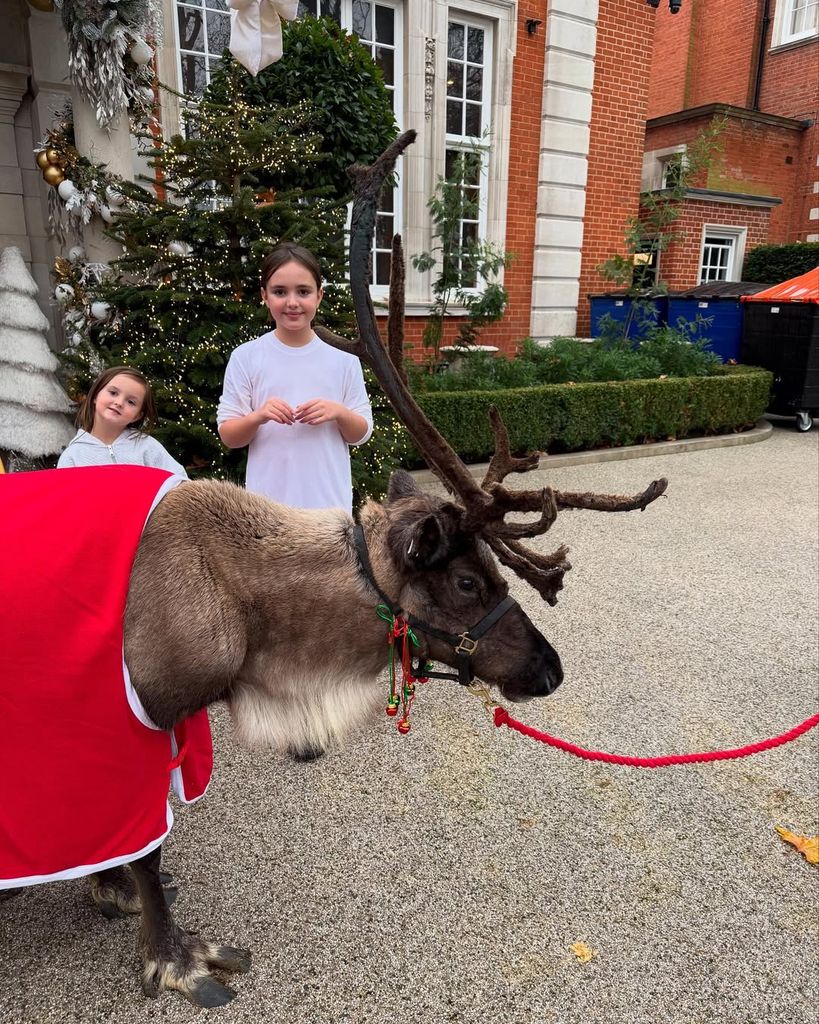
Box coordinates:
[90,865,178,918]
[130,845,251,1007]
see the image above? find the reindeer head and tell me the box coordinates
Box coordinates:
[375,469,563,701]
[318,132,667,697]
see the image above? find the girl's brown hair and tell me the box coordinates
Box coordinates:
[260,243,323,291]
[76,366,158,434]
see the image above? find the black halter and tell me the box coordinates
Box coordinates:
[353,523,517,686]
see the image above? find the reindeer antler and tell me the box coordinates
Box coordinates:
[334,130,668,604]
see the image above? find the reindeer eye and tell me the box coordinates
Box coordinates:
[457,577,476,592]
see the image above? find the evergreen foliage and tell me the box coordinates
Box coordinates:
[742,242,819,284]
[60,29,401,501]
[408,366,771,462]
[206,17,397,198]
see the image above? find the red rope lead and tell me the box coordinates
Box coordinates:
[493,707,819,768]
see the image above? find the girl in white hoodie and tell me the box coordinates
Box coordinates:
[57,366,187,476]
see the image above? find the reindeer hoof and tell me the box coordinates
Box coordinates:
[210,945,252,974]
[91,867,141,918]
[141,939,252,1004]
[188,977,237,1008]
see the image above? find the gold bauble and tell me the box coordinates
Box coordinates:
[43,164,65,186]
[27,0,55,10]
[35,150,51,169]
[45,148,61,165]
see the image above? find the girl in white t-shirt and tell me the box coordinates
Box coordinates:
[58,365,187,475]
[217,244,372,513]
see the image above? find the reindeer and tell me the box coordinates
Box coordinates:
[0,132,666,1007]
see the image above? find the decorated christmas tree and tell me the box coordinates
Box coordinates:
[58,28,404,497]
[0,247,74,471]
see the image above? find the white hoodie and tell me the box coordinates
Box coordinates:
[57,429,187,477]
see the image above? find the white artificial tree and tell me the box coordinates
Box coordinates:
[0,246,74,469]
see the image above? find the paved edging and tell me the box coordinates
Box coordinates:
[410,418,772,484]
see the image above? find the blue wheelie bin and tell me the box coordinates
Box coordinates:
[667,281,770,362]
[588,292,669,341]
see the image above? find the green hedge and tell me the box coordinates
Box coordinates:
[743,243,819,284]
[408,365,772,462]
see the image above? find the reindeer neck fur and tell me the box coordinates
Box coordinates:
[126,482,414,753]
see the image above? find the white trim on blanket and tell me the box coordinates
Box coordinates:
[0,806,173,890]
[124,474,186,730]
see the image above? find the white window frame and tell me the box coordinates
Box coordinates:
[771,0,819,48]
[641,144,687,192]
[442,14,493,293]
[345,0,405,297]
[698,225,747,284]
[173,0,232,99]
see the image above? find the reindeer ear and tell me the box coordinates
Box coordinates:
[403,514,447,571]
[387,469,420,502]
[397,505,463,571]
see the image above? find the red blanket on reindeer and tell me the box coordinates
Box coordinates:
[0,465,212,889]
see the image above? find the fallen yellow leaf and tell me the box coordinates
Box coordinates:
[775,826,819,865]
[570,941,596,964]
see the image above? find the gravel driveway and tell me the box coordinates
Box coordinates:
[2,422,817,1024]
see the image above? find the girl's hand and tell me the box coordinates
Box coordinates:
[293,399,345,426]
[256,397,295,425]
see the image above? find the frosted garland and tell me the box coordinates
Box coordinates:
[53,0,162,127]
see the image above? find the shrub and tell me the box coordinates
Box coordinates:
[410,319,721,395]
[742,243,819,284]
[207,17,398,199]
[405,366,772,464]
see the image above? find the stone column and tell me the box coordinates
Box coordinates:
[0,64,31,257]
[531,0,599,341]
[70,97,134,262]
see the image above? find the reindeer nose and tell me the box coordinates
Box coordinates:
[538,643,563,695]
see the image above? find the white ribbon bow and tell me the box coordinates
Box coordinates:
[228,0,300,77]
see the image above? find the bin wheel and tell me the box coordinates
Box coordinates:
[795,411,814,432]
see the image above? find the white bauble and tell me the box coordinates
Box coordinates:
[140,85,156,104]
[90,301,111,321]
[67,244,86,264]
[54,283,75,303]
[130,38,154,65]
[168,240,192,257]
[70,331,84,348]
[57,179,76,201]
[105,185,125,207]
[99,204,116,224]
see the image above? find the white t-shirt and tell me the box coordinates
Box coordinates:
[57,429,187,476]
[217,331,373,512]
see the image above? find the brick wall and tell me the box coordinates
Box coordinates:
[642,198,771,289]
[576,0,655,336]
[645,110,803,241]
[758,28,819,241]
[648,0,766,118]
[645,0,693,117]
[645,0,819,243]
